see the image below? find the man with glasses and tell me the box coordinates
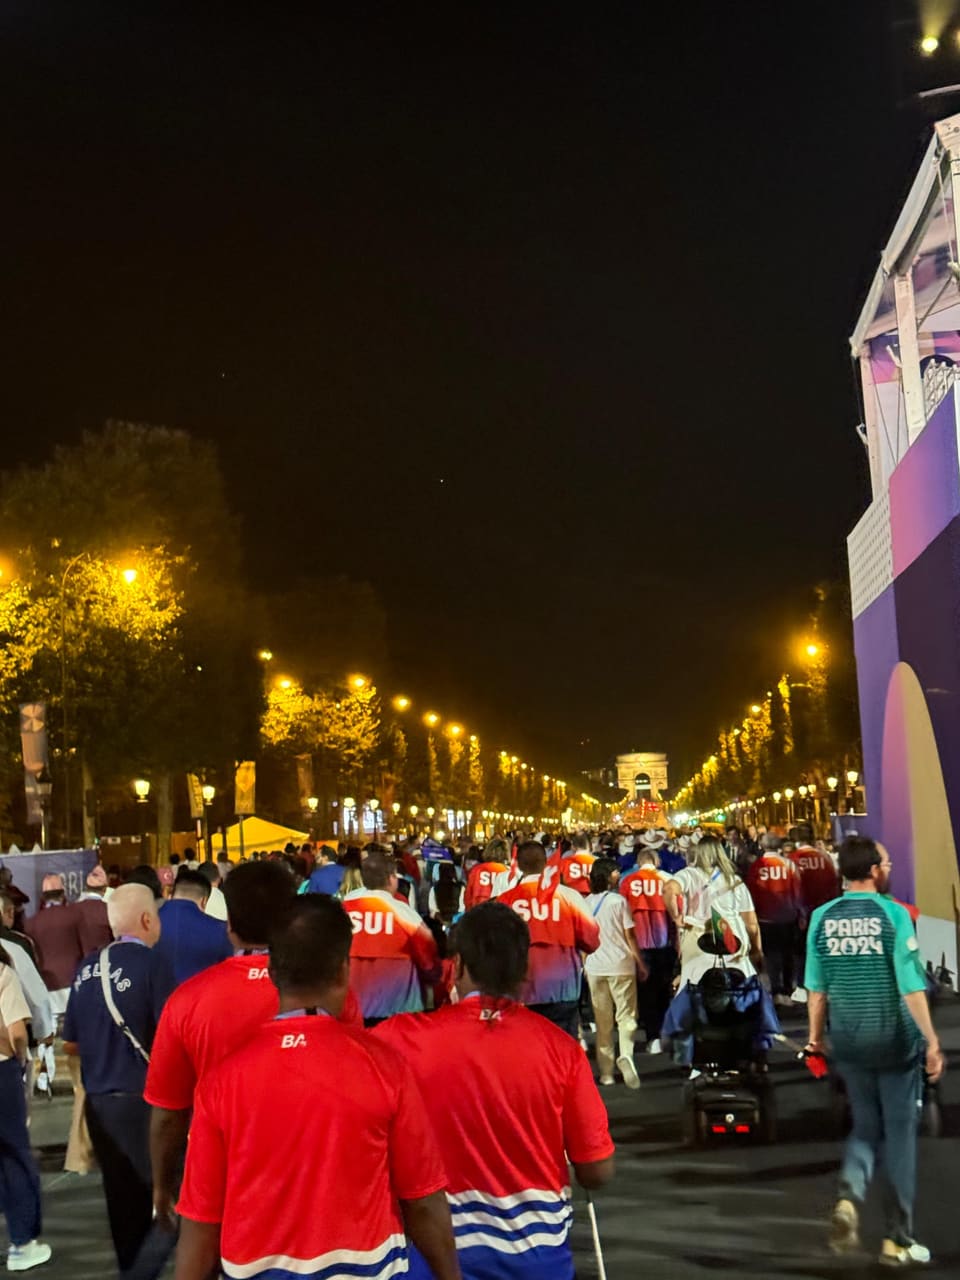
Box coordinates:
[805,836,944,1268]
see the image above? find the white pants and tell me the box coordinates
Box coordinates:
[587,973,637,1078]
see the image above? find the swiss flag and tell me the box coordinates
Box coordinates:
[536,844,564,906]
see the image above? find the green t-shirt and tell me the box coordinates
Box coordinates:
[805,891,926,1068]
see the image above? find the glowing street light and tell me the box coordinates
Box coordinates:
[121,567,138,585]
[424,711,440,728]
[277,677,293,690]
[750,704,762,715]
[348,673,369,691]
[805,643,819,658]
[446,723,464,738]
[306,796,319,813]
[426,806,436,819]
[846,769,859,786]
[921,34,940,55]
[258,649,274,662]
[392,694,411,712]
[133,778,151,802]
[201,784,216,804]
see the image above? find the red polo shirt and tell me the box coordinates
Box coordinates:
[178,1016,446,1280]
[144,954,362,1110]
[376,998,613,1275]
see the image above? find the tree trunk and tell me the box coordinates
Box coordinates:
[81,756,97,848]
[155,771,173,862]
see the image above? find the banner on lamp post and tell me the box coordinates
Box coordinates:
[19,703,48,824]
[186,773,204,822]
[234,761,256,816]
[295,754,314,810]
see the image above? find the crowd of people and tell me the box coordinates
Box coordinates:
[0,818,945,1275]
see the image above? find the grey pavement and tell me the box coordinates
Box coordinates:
[21,999,960,1279]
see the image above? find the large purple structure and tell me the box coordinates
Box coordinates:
[849,112,960,973]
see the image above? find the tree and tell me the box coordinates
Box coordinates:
[0,422,263,849]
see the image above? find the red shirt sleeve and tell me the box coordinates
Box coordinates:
[387,1054,448,1202]
[405,919,440,980]
[176,1080,227,1224]
[339,988,364,1029]
[144,994,196,1111]
[562,1044,616,1166]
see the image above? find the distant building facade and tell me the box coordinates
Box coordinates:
[615,752,668,802]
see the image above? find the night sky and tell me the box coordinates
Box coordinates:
[0,2,938,781]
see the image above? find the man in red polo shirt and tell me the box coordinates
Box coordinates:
[145,862,362,1222]
[498,842,600,1038]
[174,896,459,1280]
[789,822,840,1002]
[375,902,614,1280]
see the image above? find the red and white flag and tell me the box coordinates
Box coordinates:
[536,843,564,906]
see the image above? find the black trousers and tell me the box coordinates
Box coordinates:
[637,947,676,1041]
[528,1000,580,1039]
[759,922,796,995]
[85,1093,159,1275]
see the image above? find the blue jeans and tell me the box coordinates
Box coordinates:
[837,1060,921,1244]
[0,1057,42,1246]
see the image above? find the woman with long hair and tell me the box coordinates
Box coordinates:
[0,942,51,1270]
[663,836,762,987]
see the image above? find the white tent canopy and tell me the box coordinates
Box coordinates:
[217,816,308,856]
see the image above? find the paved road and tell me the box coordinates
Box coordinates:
[28,1000,960,1278]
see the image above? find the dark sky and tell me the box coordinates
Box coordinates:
[0,2,937,780]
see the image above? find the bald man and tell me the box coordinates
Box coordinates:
[63,884,175,1278]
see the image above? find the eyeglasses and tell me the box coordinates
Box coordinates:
[878,859,893,870]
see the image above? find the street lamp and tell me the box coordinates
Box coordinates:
[369,797,380,838]
[134,778,151,860]
[201,783,216,855]
[343,797,357,839]
[392,695,411,712]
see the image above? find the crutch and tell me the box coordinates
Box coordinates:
[585,1192,608,1280]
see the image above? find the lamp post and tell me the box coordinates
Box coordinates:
[846,769,860,813]
[201,783,216,859]
[59,554,138,846]
[35,767,53,850]
[306,795,319,840]
[426,806,435,832]
[343,797,357,840]
[369,797,380,840]
[134,778,151,861]
[409,804,419,835]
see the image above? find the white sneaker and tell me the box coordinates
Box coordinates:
[617,1054,641,1089]
[791,987,808,1004]
[879,1238,931,1267]
[647,1038,662,1055]
[688,1068,702,1080]
[7,1241,52,1272]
